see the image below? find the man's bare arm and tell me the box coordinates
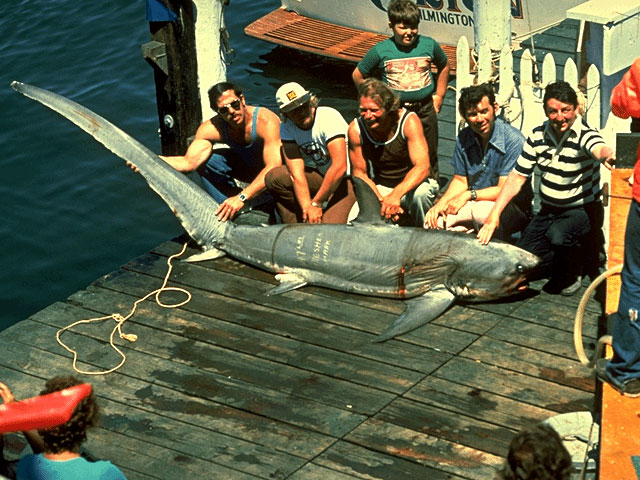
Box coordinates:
[389,113,430,200]
[160,120,221,172]
[235,109,282,200]
[477,170,528,244]
[352,67,367,90]
[432,61,450,114]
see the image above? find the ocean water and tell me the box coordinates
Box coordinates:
[1,0,358,331]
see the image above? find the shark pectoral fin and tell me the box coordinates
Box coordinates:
[266,273,308,296]
[185,247,226,262]
[373,287,455,343]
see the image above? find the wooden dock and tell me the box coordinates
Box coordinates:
[0,236,601,479]
[0,15,607,479]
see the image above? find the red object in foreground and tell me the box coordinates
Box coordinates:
[0,383,91,433]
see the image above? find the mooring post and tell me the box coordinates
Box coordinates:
[472,0,511,59]
[143,0,228,155]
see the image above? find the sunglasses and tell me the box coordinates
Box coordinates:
[288,101,310,115]
[218,99,241,114]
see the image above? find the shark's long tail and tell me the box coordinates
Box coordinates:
[11,81,228,250]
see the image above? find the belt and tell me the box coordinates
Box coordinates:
[402,95,433,111]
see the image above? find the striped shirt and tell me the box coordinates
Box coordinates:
[515,115,606,208]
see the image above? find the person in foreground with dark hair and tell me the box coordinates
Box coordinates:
[478,81,615,295]
[4,376,126,480]
[424,82,531,241]
[159,81,282,222]
[499,424,572,480]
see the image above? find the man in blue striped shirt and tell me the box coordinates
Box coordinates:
[478,81,615,295]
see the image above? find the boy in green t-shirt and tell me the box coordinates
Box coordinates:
[352,0,449,181]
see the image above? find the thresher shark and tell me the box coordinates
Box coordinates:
[11,81,539,342]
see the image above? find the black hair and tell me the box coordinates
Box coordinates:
[207,82,243,110]
[458,82,496,117]
[388,0,420,26]
[499,424,573,480]
[38,376,100,454]
[543,81,578,109]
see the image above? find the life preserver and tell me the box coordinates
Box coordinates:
[0,383,91,433]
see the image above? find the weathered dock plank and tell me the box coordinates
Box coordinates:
[313,437,471,479]
[0,239,600,479]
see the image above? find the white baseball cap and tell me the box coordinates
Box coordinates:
[276,82,311,113]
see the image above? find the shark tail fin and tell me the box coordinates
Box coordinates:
[11,81,228,252]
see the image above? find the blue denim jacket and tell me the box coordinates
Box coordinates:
[451,117,525,190]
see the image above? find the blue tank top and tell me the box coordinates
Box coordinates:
[220,106,263,161]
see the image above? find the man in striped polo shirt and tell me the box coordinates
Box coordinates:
[478,81,615,295]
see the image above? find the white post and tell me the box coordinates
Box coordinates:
[455,35,473,133]
[473,0,511,54]
[192,0,228,120]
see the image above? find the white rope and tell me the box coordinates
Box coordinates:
[56,243,191,375]
[573,264,622,367]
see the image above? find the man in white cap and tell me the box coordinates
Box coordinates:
[265,82,355,223]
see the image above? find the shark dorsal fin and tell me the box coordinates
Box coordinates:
[351,176,386,224]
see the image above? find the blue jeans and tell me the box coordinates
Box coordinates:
[197,149,273,214]
[197,149,263,204]
[607,200,640,383]
[372,179,439,227]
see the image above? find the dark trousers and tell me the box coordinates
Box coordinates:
[408,100,439,182]
[265,165,356,224]
[495,202,531,243]
[516,202,603,282]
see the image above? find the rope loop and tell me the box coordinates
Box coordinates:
[574,265,622,368]
[56,243,191,375]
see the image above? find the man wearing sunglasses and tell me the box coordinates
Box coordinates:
[160,81,282,222]
[265,82,356,224]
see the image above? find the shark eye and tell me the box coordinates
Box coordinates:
[516,264,525,274]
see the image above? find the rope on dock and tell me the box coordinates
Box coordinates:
[56,243,192,375]
[573,264,622,367]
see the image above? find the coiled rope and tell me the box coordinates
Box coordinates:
[573,265,623,367]
[56,243,191,375]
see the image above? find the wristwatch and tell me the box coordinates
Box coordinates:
[311,201,322,208]
[470,189,477,201]
[238,192,247,202]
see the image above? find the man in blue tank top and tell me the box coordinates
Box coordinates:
[160,82,282,222]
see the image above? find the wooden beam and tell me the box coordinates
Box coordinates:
[145,0,201,156]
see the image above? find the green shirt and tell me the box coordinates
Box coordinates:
[357,36,448,102]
